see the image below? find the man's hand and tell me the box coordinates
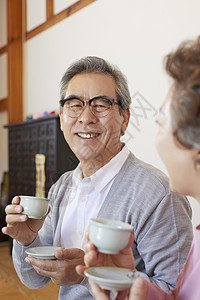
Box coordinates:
[1,196,49,246]
[25,248,84,286]
[76,233,135,276]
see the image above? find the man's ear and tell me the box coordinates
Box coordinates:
[59,108,63,132]
[121,108,130,133]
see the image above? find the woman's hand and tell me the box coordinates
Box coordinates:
[88,277,148,300]
[76,233,135,276]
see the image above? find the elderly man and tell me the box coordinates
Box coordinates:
[2,56,193,300]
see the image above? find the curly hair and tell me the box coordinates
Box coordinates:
[164,36,200,150]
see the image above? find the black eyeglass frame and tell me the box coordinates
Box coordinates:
[59,95,120,108]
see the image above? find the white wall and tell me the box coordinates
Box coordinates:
[1,0,200,225]
[0,0,7,48]
[24,0,200,169]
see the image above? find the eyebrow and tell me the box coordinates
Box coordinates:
[64,94,110,100]
[64,95,82,100]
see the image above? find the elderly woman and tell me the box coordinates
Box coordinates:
[77,36,200,300]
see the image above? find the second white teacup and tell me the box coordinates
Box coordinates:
[19,195,50,219]
[89,218,133,254]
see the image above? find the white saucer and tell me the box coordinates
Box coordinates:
[84,267,147,291]
[25,246,63,260]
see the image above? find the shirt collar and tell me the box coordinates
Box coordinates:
[73,145,130,193]
[73,163,84,182]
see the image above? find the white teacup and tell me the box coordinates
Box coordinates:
[19,195,50,219]
[89,218,133,254]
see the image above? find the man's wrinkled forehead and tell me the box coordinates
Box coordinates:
[64,73,117,99]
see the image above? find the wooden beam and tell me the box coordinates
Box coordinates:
[0,45,8,55]
[0,98,8,111]
[7,0,24,124]
[46,0,54,20]
[26,0,96,40]
[25,0,27,34]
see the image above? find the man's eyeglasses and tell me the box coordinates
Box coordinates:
[59,96,120,118]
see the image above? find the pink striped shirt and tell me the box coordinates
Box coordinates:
[147,225,200,300]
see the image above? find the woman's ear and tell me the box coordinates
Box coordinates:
[195,151,200,169]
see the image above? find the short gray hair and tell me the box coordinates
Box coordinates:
[59,56,131,114]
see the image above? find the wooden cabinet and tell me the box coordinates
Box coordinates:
[5,114,79,201]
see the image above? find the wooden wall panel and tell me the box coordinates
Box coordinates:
[0,45,8,56]
[46,0,54,19]
[7,0,24,123]
[0,98,7,111]
[0,0,96,116]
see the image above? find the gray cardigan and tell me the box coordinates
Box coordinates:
[13,153,193,299]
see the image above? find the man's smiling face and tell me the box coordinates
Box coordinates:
[60,72,129,168]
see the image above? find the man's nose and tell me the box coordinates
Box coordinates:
[78,103,97,124]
